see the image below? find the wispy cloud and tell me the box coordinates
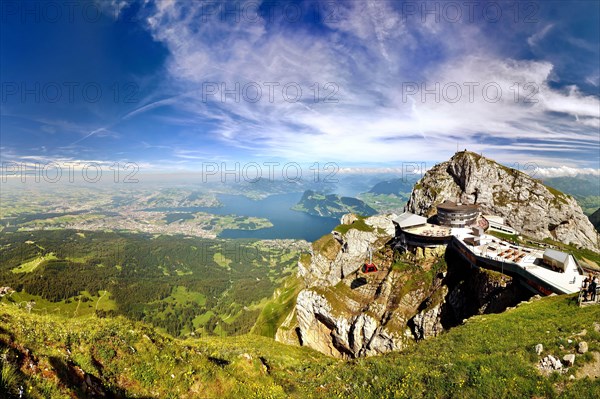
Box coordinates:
[137,0,598,167]
[527,24,554,47]
[3,0,597,170]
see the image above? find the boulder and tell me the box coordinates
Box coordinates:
[535,344,543,355]
[577,341,588,354]
[340,213,359,225]
[563,354,576,367]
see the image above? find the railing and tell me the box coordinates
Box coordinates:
[570,253,586,277]
[452,236,581,295]
[578,289,585,306]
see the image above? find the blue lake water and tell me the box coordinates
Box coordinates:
[148,192,339,241]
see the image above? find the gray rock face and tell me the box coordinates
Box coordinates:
[539,355,565,374]
[410,289,447,340]
[406,151,599,251]
[278,211,532,358]
[294,289,404,358]
[298,214,397,288]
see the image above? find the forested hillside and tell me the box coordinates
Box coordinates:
[0,230,302,337]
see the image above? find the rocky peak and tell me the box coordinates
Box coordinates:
[407,151,599,251]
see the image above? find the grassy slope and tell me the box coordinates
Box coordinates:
[251,276,302,338]
[1,295,599,398]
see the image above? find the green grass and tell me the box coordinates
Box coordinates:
[312,234,341,261]
[333,219,374,235]
[193,310,214,328]
[166,286,207,307]
[0,354,21,397]
[391,260,415,272]
[299,253,312,267]
[10,253,58,273]
[252,277,302,338]
[213,252,232,269]
[545,185,570,205]
[1,294,599,398]
[487,229,519,242]
[1,290,117,318]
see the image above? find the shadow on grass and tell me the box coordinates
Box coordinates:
[48,356,153,399]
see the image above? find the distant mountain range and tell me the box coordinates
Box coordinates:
[292,190,377,218]
[541,174,600,224]
[368,177,419,196]
[542,175,600,197]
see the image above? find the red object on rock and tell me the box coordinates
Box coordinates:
[362,263,378,273]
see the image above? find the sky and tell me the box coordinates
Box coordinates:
[1,0,599,176]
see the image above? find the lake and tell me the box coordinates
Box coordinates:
[148,192,339,241]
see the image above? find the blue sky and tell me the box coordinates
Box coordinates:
[1,0,599,175]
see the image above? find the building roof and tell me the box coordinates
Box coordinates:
[393,212,428,228]
[472,226,484,235]
[436,200,478,212]
[543,248,569,264]
[482,214,504,224]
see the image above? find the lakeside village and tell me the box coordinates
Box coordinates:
[392,201,599,305]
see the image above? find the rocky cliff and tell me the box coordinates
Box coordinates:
[275,213,530,358]
[407,151,599,251]
[590,208,600,233]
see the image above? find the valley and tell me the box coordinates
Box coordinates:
[0,230,307,338]
[1,158,599,398]
[2,1,599,397]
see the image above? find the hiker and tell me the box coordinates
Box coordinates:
[589,275,598,302]
[582,276,590,301]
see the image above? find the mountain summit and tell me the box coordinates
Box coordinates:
[407,151,599,251]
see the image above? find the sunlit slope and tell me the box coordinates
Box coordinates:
[1,295,599,398]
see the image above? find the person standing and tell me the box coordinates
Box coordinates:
[589,275,598,302]
[582,276,590,301]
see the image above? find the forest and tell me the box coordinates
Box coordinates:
[0,230,300,337]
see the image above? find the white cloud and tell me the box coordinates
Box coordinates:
[532,166,600,178]
[136,0,599,167]
[527,24,554,47]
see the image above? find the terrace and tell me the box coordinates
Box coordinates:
[403,223,452,238]
[452,228,583,295]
